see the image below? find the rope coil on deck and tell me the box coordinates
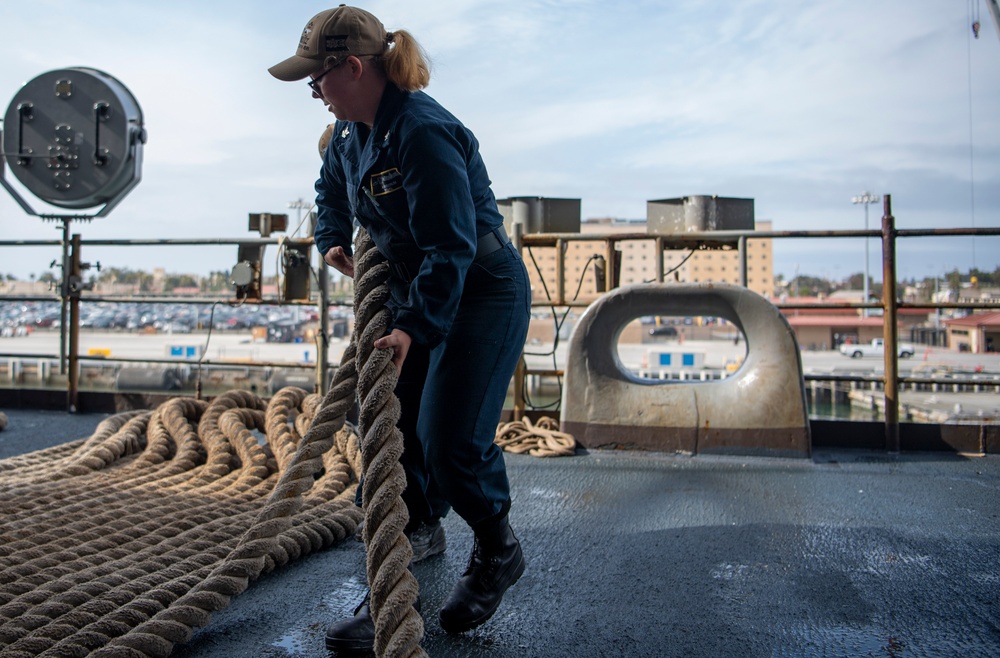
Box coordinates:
[494,416,577,457]
[0,389,361,658]
[0,227,424,657]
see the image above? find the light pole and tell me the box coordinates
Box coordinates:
[851,191,880,316]
[287,198,312,325]
[288,198,310,234]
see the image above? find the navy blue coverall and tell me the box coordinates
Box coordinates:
[314,83,530,528]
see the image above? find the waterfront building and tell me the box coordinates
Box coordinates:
[521,218,774,306]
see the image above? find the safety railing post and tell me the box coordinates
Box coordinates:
[59,222,70,374]
[513,222,526,421]
[655,236,665,283]
[317,244,330,395]
[555,238,566,306]
[738,235,748,288]
[881,196,900,452]
[67,233,82,413]
[604,238,616,292]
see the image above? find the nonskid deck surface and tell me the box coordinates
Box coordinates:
[2,408,998,658]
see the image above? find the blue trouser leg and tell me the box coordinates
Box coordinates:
[414,244,530,526]
[352,341,450,522]
[394,341,451,523]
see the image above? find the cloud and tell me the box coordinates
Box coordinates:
[0,0,998,282]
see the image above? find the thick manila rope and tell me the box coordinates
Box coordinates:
[85,382,365,657]
[90,226,423,657]
[352,228,426,658]
[0,228,424,657]
[0,390,361,657]
[318,121,423,656]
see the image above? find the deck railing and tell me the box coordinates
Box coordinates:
[515,196,1000,451]
[1,195,998,451]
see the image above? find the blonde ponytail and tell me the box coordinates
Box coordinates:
[381,29,430,91]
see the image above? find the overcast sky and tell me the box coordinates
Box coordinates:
[1,0,998,285]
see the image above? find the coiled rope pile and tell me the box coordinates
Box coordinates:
[0,226,577,657]
[494,416,576,457]
[0,228,423,657]
[0,389,363,657]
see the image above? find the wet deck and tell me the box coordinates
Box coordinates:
[2,409,998,657]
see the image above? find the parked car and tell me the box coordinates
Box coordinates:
[648,325,678,337]
[839,338,915,359]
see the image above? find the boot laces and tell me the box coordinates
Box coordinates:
[464,539,501,583]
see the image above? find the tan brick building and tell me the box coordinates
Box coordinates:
[520,218,774,305]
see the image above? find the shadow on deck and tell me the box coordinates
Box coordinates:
[1,408,998,658]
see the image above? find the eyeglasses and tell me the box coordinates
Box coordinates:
[307,60,344,93]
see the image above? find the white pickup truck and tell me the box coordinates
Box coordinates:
[839,338,916,359]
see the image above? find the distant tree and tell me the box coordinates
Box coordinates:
[163,274,198,292]
[843,272,865,290]
[946,269,961,293]
[969,267,995,287]
[97,267,142,285]
[791,275,833,297]
[916,277,939,302]
[37,272,58,284]
[204,271,229,293]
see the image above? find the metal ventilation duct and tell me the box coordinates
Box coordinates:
[646,195,754,234]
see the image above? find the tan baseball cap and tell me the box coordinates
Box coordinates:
[269,5,388,81]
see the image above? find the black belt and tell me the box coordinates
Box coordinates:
[388,225,510,284]
[474,224,510,263]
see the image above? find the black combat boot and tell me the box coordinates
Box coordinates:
[325,591,424,654]
[408,517,447,563]
[325,592,376,654]
[325,519,440,653]
[439,515,525,634]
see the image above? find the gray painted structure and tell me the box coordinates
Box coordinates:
[561,283,811,456]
